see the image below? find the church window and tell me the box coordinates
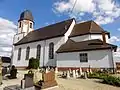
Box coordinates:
[80,53,88,62]
[36,44,41,59]
[30,23,32,28]
[49,42,54,59]
[18,48,21,60]
[26,46,30,60]
[19,22,21,28]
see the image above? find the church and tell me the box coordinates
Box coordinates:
[12,10,117,71]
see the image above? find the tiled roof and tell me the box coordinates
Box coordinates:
[69,20,110,37]
[56,39,117,53]
[14,18,74,45]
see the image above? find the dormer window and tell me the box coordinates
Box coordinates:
[30,23,32,28]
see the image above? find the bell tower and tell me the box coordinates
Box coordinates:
[13,10,34,44]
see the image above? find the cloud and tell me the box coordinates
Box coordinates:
[109,36,120,43]
[53,0,120,24]
[114,47,120,58]
[108,36,120,59]
[0,17,17,57]
[117,28,120,31]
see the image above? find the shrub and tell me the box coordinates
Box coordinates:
[102,76,120,87]
[28,57,39,69]
[88,72,108,79]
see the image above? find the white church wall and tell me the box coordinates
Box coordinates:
[12,40,44,67]
[105,34,109,43]
[90,34,102,40]
[43,37,65,66]
[18,20,33,34]
[70,34,109,43]
[13,33,25,44]
[91,34,109,43]
[70,35,90,42]
[12,19,76,68]
[12,36,65,67]
[57,49,113,68]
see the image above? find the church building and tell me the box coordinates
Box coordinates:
[12,10,117,71]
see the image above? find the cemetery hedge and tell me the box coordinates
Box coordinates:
[102,75,120,87]
[27,57,39,69]
[88,72,120,87]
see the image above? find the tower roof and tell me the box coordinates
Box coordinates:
[19,10,34,22]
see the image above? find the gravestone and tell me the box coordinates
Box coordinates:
[79,67,83,75]
[24,73,34,88]
[73,70,76,78]
[76,69,79,78]
[67,70,70,78]
[35,71,57,89]
[8,65,17,79]
[0,57,2,85]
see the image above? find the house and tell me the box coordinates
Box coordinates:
[0,56,11,67]
[12,10,117,71]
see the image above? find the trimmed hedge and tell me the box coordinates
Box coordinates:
[28,57,39,69]
[88,72,109,79]
[88,72,120,87]
[102,76,120,87]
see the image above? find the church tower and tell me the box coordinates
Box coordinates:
[13,10,34,44]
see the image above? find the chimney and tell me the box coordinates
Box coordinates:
[102,31,106,45]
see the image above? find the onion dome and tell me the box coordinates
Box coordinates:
[18,10,34,22]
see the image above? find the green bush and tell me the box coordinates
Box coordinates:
[88,72,108,79]
[102,76,120,87]
[87,71,120,87]
[27,57,39,69]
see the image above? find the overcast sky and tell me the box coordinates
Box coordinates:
[0,0,120,59]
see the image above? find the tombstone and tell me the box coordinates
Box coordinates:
[8,65,17,79]
[69,69,72,77]
[84,72,87,79]
[21,79,25,89]
[67,70,70,78]
[46,68,49,73]
[34,71,57,89]
[33,69,43,84]
[87,68,89,73]
[89,68,92,74]
[55,67,58,74]
[0,57,2,85]
[79,67,83,75]
[2,67,7,76]
[24,73,34,88]
[76,69,79,78]
[73,70,76,78]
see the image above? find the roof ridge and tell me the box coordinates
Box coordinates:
[89,21,93,33]
[35,18,74,31]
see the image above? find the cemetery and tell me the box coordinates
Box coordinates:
[0,57,120,90]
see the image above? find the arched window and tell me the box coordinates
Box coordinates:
[18,48,21,60]
[36,44,41,59]
[26,46,30,60]
[49,42,54,59]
